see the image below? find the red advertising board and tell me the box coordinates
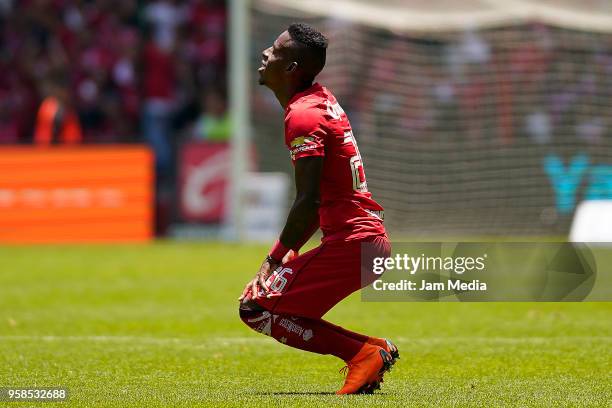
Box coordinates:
[179,142,230,223]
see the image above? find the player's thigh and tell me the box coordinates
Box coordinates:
[252,244,329,317]
[255,238,386,319]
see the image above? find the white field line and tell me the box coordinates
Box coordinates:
[0,335,269,346]
[0,335,610,346]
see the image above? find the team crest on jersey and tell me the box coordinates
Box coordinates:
[290,136,313,148]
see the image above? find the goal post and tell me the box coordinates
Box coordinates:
[226,0,250,241]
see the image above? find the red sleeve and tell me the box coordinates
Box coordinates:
[284,107,326,162]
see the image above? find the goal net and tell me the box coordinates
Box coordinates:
[247,0,612,237]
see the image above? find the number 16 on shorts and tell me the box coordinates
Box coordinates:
[267,267,294,293]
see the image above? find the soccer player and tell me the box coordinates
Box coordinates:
[238,23,398,394]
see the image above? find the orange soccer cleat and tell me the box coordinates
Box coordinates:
[336,343,394,395]
[367,337,400,363]
[361,337,400,393]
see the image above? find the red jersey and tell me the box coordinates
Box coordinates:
[284,83,386,242]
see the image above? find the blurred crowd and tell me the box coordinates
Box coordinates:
[0,0,230,176]
[350,24,612,149]
[252,19,612,176]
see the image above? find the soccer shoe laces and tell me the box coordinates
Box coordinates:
[339,363,353,377]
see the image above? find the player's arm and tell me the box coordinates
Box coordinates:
[276,156,323,254]
[269,108,326,262]
[238,108,325,302]
[238,157,323,302]
[292,217,320,254]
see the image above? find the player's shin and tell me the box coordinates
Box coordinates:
[239,305,364,362]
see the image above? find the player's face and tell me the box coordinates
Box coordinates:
[258,31,294,88]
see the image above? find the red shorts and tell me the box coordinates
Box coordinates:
[253,234,391,319]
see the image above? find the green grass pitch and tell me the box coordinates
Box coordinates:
[0,242,610,407]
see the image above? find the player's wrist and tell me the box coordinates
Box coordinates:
[269,239,290,264]
[265,254,279,266]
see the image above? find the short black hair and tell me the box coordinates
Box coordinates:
[287,23,328,81]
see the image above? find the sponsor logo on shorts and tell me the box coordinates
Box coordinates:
[278,318,304,336]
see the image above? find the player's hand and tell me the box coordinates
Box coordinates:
[282,249,298,264]
[251,257,278,299]
[238,257,279,302]
[238,251,299,302]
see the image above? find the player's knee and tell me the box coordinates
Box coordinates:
[239,302,271,334]
[238,300,266,320]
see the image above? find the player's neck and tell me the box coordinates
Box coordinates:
[275,80,314,109]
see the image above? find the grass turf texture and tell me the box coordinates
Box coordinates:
[0,243,610,407]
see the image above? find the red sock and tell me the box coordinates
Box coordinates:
[240,309,364,362]
[318,319,370,343]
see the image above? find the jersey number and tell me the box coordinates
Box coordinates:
[268,267,293,293]
[344,130,368,192]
